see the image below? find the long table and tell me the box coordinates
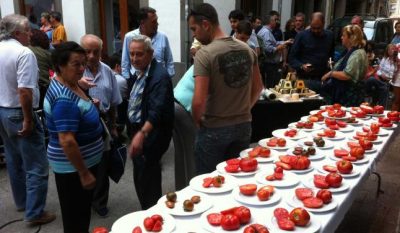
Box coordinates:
[111,109,399,233]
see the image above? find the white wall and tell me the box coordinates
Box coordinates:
[149,0,182,62]
[205,0,236,35]
[61,0,86,43]
[0,0,15,18]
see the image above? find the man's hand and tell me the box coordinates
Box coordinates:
[18,119,33,137]
[78,77,97,90]
[276,44,286,51]
[78,169,96,190]
[301,63,313,72]
[129,131,145,157]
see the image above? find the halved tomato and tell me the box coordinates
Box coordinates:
[313,174,329,189]
[323,165,338,173]
[226,158,240,165]
[295,188,314,201]
[277,218,295,231]
[207,213,222,226]
[239,184,257,196]
[334,149,349,158]
[342,156,357,162]
[274,208,290,220]
[224,164,239,173]
[303,197,324,208]
[275,161,292,170]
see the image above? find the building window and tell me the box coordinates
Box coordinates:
[21,0,60,28]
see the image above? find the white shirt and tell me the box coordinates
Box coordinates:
[0,39,40,108]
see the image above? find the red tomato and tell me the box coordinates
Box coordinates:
[295,188,314,201]
[350,147,365,160]
[220,207,238,215]
[308,115,319,122]
[324,129,336,138]
[267,141,277,147]
[226,158,240,165]
[359,139,373,150]
[260,185,274,194]
[274,208,290,220]
[239,184,257,196]
[277,218,295,231]
[233,206,251,224]
[289,207,310,226]
[243,226,257,233]
[336,160,353,174]
[143,217,155,231]
[212,176,223,187]
[93,227,108,233]
[152,220,162,232]
[370,123,380,134]
[325,172,343,188]
[274,172,284,180]
[347,141,361,149]
[277,138,286,147]
[328,124,340,130]
[333,103,342,109]
[360,105,373,114]
[290,156,310,170]
[334,149,349,158]
[131,226,142,233]
[239,158,258,172]
[317,189,332,204]
[150,215,163,223]
[342,156,357,162]
[296,122,305,128]
[379,117,391,124]
[266,175,275,181]
[324,118,336,126]
[313,174,329,189]
[387,111,400,118]
[303,197,324,208]
[207,213,222,226]
[275,166,283,173]
[244,224,270,233]
[304,121,313,129]
[336,120,347,128]
[275,161,292,170]
[220,214,240,231]
[224,164,240,173]
[258,147,271,158]
[323,165,338,173]
[373,105,384,114]
[202,177,213,188]
[257,188,271,201]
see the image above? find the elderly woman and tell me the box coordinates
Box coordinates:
[321,25,368,106]
[39,12,52,41]
[44,41,103,233]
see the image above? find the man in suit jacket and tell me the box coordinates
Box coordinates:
[127,34,174,210]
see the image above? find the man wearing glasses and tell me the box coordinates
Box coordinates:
[188,3,263,175]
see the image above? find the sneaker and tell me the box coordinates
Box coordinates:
[26,211,56,226]
[94,207,109,218]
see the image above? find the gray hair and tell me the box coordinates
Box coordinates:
[80,34,103,49]
[129,34,153,52]
[0,14,29,41]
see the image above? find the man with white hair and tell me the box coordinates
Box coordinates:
[0,14,55,225]
[80,34,122,217]
[127,34,174,209]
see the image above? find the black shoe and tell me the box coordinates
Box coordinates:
[94,207,109,218]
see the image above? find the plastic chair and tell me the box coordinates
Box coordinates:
[172,101,196,190]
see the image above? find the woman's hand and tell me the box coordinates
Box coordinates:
[321,72,332,82]
[78,169,96,190]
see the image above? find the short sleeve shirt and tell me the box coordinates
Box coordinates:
[194,37,257,128]
[52,24,67,43]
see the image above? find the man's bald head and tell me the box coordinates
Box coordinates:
[80,34,102,68]
[310,12,325,36]
[80,34,103,50]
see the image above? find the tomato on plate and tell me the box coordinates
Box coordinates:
[325,173,343,188]
[277,218,295,231]
[314,174,329,189]
[303,197,324,208]
[220,207,239,215]
[225,164,240,173]
[334,149,349,158]
[226,158,240,165]
[324,129,336,138]
[337,120,347,128]
[290,207,310,226]
[92,227,108,233]
[203,177,213,188]
[347,141,361,149]
[220,214,240,231]
[244,224,270,233]
[239,158,258,172]
[257,188,271,201]
[131,226,142,233]
[150,214,163,223]
[295,188,314,201]
[336,159,353,174]
[323,165,338,173]
[239,184,257,196]
[207,213,222,226]
[350,147,365,160]
[274,208,290,220]
[275,161,292,170]
[233,206,251,224]
[342,156,357,162]
[152,220,162,232]
[316,189,332,204]
[143,217,155,231]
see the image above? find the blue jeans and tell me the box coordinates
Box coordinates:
[0,108,49,220]
[194,122,251,175]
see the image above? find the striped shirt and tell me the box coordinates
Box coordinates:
[44,79,104,173]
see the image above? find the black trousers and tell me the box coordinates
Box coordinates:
[263,62,282,88]
[129,124,171,210]
[54,165,98,233]
[91,150,110,210]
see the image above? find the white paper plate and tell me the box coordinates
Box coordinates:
[258,138,296,151]
[200,208,254,233]
[286,148,326,161]
[303,177,350,193]
[317,165,361,178]
[348,135,383,145]
[322,124,355,133]
[269,213,321,233]
[288,122,322,132]
[189,173,237,194]
[322,111,351,120]
[297,138,334,150]
[216,161,259,177]
[300,116,324,124]
[290,165,314,174]
[232,186,281,206]
[329,154,370,165]
[239,148,276,163]
[111,211,175,233]
[312,131,346,141]
[156,193,213,216]
[272,128,308,140]
[286,194,338,213]
[255,169,300,188]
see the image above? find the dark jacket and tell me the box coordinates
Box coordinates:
[128,59,174,149]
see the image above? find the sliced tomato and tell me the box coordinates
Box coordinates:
[302,197,324,208]
[347,141,361,149]
[220,207,239,216]
[336,121,347,128]
[274,208,290,220]
[202,177,213,188]
[226,158,240,165]
[224,164,240,173]
[279,155,293,164]
[239,184,257,196]
[275,161,292,170]
[267,141,277,147]
[314,174,329,189]
[295,188,314,201]
[323,165,338,173]
[342,156,357,162]
[277,218,295,231]
[334,149,349,158]
[207,213,222,226]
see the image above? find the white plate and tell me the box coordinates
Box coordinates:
[309,109,324,115]
[258,138,296,151]
[189,173,237,194]
[111,211,175,233]
[286,194,338,213]
[232,186,281,206]
[255,169,300,188]
[329,154,370,164]
[270,213,321,233]
[297,138,334,150]
[239,148,276,163]
[364,123,396,132]
[312,131,346,141]
[272,129,308,140]
[322,124,355,133]
[348,135,383,145]
[288,122,322,132]
[279,98,303,103]
[290,165,314,174]
[303,177,350,193]
[344,144,378,154]
[200,208,254,233]
[322,111,351,120]
[320,105,346,111]
[216,161,259,177]
[317,165,361,178]
[286,148,326,161]
[156,193,213,216]
[300,116,324,124]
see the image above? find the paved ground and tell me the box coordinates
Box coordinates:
[1,132,400,233]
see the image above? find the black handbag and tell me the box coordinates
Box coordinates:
[108,138,127,183]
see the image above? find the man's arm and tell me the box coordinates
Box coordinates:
[164,37,175,77]
[250,64,264,106]
[121,33,131,78]
[18,88,34,137]
[192,76,209,128]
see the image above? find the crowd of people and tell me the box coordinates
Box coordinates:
[1,4,400,233]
